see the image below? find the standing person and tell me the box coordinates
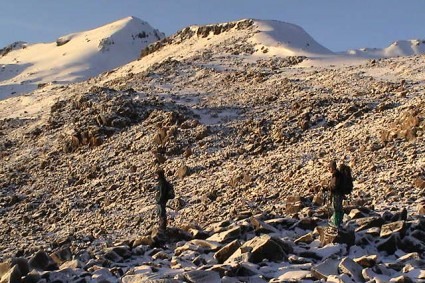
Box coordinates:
[328,161,344,228]
[155,168,174,233]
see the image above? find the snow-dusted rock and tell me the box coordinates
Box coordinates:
[338,257,364,282]
[311,258,340,280]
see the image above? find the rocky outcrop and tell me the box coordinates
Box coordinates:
[140,19,255,58]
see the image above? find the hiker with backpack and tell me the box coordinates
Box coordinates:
[155,168,175,233]
[328,160,353,228]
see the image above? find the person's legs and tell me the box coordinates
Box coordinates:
[157,203,167,232]
[332,194,344,227]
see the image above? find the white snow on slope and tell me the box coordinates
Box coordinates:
[2,16,425,100]
[104,19,336,81]
[0,16,164,99]
[251,20,334,57]
[346,39,425,58]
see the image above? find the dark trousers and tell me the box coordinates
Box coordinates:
[157,202,167,232]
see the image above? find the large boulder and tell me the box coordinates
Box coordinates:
[175,239,222,256]
[400,236,425,253]
[28,251,57,271]
[380,221,406,238]
[246,235,287,263]
[226,234,287,264]
[0,265,21,283]
[285,196,304,214]
[11,258,29,277]
[250,217,279,234]
[355,216,385,232]
[311,258,340,280]
[183,270,221,283]
[207,226,241,243]
[354,255,378,268]
[338,257,365,282]
[377,233,402,255]
[214,240,241,264]
[50,247,72,266]
[317,226,355,247]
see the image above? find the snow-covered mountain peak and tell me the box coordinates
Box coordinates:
[251,19,333,56]
[0,16,164,99]
[113,18,334,80]
[140,18,332,59]
[346,38,425,58]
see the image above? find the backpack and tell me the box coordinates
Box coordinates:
[339,164,353,195]
[166,182,175,200]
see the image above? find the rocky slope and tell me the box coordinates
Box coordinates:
[0,19,424,282]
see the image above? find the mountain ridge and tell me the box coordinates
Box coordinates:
[0,16,164,99]
[2,17,425,100]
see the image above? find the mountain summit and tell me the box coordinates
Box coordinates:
[106,18,334,82]
[0,16,164,99]
[139,19,333,60]
[251,20,333,56]
[2,17,425,100]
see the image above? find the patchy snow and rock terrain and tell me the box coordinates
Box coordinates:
[0,18,424,282]
[0,16,164,99]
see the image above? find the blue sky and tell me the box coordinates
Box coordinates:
[0,0,424,52]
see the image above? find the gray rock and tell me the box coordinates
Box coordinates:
[294,232,314,244]
[235,263,262,277]
[338,257,365,282]
[311,258,340,280]
[184,270,220,283]
[22,270,42,283]
[122,274,150,283]
[317,226,355,247]
[353,255,378,268]
[214,240,241,264]
[242,234,287,263]
[380,221,406,238]
[109,245,132,259]
[291,217,318,231]
[28,251,56,271]
[264,218,297,229]
[389,275,414,283]
[11,257,29,276]
[207,226,241,243]
[400,235,425,253]
[0,265,21,283]
[59,260,83,270]
[50,247,72,265]
[355,216,384,232]
[377,233,401,255]
[250,217,279,234]
[362,268,391,282]
[103,250,123,263]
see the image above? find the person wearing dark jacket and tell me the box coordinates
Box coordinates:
[155,169,173,232]
[328,161,344,227]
